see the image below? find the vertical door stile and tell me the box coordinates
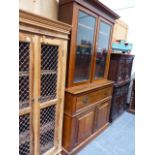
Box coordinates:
[55,41,63,148]
[30,36,34,155]
[33,35,41,155]
[58,40,68,149]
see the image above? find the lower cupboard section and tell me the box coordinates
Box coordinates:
[19,114,32,155]
[39,105,56,154]
[19,104,57,155]
[62,100,111,154]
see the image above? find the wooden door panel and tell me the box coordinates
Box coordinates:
[95,101,110,130]
[77,110,95,144]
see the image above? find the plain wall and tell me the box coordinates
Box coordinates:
[19,0,59,20]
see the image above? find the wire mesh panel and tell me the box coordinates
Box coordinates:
[40,44,58,103]
[19,41,30,109]
[19,76,29,109]
[40,105,56,154]
[19,42,29,72]
[19,114,30,155]
[41,45,58,71]
[19,40,31,155]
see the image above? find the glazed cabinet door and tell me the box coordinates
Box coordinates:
[94,101,111,131]
[73,11,96,84]
[76,109,95,144]
[94,20,112,80]
[19,33,33,155]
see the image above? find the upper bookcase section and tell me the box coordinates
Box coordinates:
[59,0,120,23]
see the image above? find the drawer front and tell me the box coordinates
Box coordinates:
[76,86,113,111]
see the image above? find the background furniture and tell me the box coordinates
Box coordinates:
[112,19,128,42]
[59,0,119,154]
[108,53,134,122]
[19,10,71,155]
[128,79,135,113]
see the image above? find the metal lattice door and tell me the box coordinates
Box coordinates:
[38,40,60,155]
[19,35,62,155]
[19,35,33,155]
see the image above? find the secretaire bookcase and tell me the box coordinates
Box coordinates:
[19,10,71,155]
[59,0,120,154]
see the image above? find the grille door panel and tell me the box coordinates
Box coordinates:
[40,44,59,103]
[40,105,56,154]
[19,37,33,155]
[19,35,63,155]
[39,41,60,155]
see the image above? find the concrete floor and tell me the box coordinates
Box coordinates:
[78,112,135,155]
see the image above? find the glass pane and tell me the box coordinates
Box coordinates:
[94,21,111,79]
[74,11,96,83]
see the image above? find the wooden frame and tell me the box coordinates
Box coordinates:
[19,10,71,155]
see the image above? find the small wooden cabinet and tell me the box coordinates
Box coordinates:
[19,10,71,155]
[108,53,134,122]
[63,81,113,154]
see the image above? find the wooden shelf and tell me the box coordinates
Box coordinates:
[41,70,57,75]
[77,44,91,48]
[19,100,29,109]
[19,71,29,77]
[40,142,54,154]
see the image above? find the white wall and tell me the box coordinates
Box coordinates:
[100,0,136,73]
[19,0,59,20]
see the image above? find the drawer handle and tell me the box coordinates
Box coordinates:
[82,96,89,104]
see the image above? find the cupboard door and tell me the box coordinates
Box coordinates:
[19,34,33,155]
[37,37,63,155]
[74,11,96,83]
[94,21,111,79]
[76,110,95,144]
[95,101,110,130]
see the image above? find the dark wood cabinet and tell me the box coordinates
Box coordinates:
[108,53,134,122]
[59,0,119,154]
[108,53,134,85]
[128,79,135,113]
